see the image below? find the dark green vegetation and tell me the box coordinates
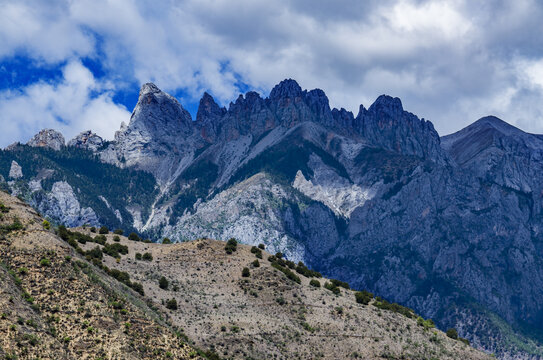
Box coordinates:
[224,238,237,254]
[56,226,144,295]
[355,290,374,305]
[0,145,157,232]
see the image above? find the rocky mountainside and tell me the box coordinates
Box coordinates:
[2,79,543,358]
[0,190,490,359]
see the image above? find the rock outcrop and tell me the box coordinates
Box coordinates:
[27,129,65,150]
[8,160,23,179]
[68,130,104,151]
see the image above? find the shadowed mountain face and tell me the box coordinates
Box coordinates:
[2,80,543,358]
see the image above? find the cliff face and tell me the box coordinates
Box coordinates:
[2,80,543,358]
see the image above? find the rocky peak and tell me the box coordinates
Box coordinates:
[196,92,226,143]
[368,95,404,116]
[27,129,65,151]
[67,130,104,152]
[269,79,303,100]
[357,95,446,163]
[196,92,225,123]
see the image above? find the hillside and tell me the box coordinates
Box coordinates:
[0,190,491,359]
[0,190,204,359]
[71,229,490,359]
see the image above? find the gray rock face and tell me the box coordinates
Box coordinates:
[34,181,99,227]
[9,161,23,179]
[27,129,65,150]
[68,130,104,151]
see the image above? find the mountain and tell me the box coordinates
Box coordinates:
[0,190,490,359]
[1,79,543,358]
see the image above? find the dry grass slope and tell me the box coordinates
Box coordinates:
[0,191,201,360]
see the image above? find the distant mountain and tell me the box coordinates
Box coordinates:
[1,79,543,358]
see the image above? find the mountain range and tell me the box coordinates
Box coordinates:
[1,79,543,359]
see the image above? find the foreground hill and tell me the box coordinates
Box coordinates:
[0,191,203,359]
[71,228,490,359]
[0,190,490,359]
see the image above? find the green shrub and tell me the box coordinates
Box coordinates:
[113,229,124,235]
[142,252,153,261]
[103,243,128,258]
[309,279,321,288]
[330,279,350,289]
[40,258,51,267]
[459,337,470,345]
[276,297,286,305]
[446,328,459,340]
[295,261,322,278]
[42,220,51,230]
[354,290,374,305]
[99,226,109,234]
[85,246,103,261]
[271,262,301,284]
[242,267,250,277]
[162,237,172,244]
[252,259,260,267]
[225,238,237,254]
[128,232,140,241]
[94,235,107,245]
[89,226,96,233]
[18,267,28,275]
[159,276,169,290]
[275,252,283,259]
[0,202,10,213]
[324,282,341,295]
[113,235,120,242]
[258,243,265,250]
[131,282,144,296]
[166,298,178,310]
[374,297,415,319]
[135,253,142,260]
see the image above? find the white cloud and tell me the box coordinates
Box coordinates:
[0,60,130,147]
[1,0,543,142]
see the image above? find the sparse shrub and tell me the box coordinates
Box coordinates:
[220,325,226,332]
[103,243,128,258]
[159,276,169,290]
[276,297,286,305]
[128,232,140,241]
[225,238,237,254]
[446,328,459,340]
[309,279,321,288]
[42,220,51,230]
[166,298,178,310]
[18,267,28,275]
[40,258,51,267]
[355,290,374,305]
[271,262,301,284]
[90,227,96,233]
[242,267,250,277]
[131,282,144,296]
[114,229,124,235]
[324,282,341,295]
[258,243,265,250]
[374,297,415,319]
[459,337,470,345]
[85,246,103,261]
[330,279,350,289]
[113,235,120,242]
[142,252,153,261]
[295,261,322,278]
[135,253,142,260]
[162,237,172,244]
[275,252,283,259]
[99,226,109,234]
[252,259,260,267]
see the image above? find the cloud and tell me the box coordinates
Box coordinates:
[1,0,543,144]
[0,60,130,147]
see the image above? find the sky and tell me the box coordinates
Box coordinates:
[1,0,543,147]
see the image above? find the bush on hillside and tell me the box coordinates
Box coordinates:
[99,226,109,234]
[354,290,374,305]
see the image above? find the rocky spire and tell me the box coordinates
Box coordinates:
[269,79,303,100]
[357,95,446,163]
[27,129,65,151]
[68,130,104,152]
[196,92,226,143]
